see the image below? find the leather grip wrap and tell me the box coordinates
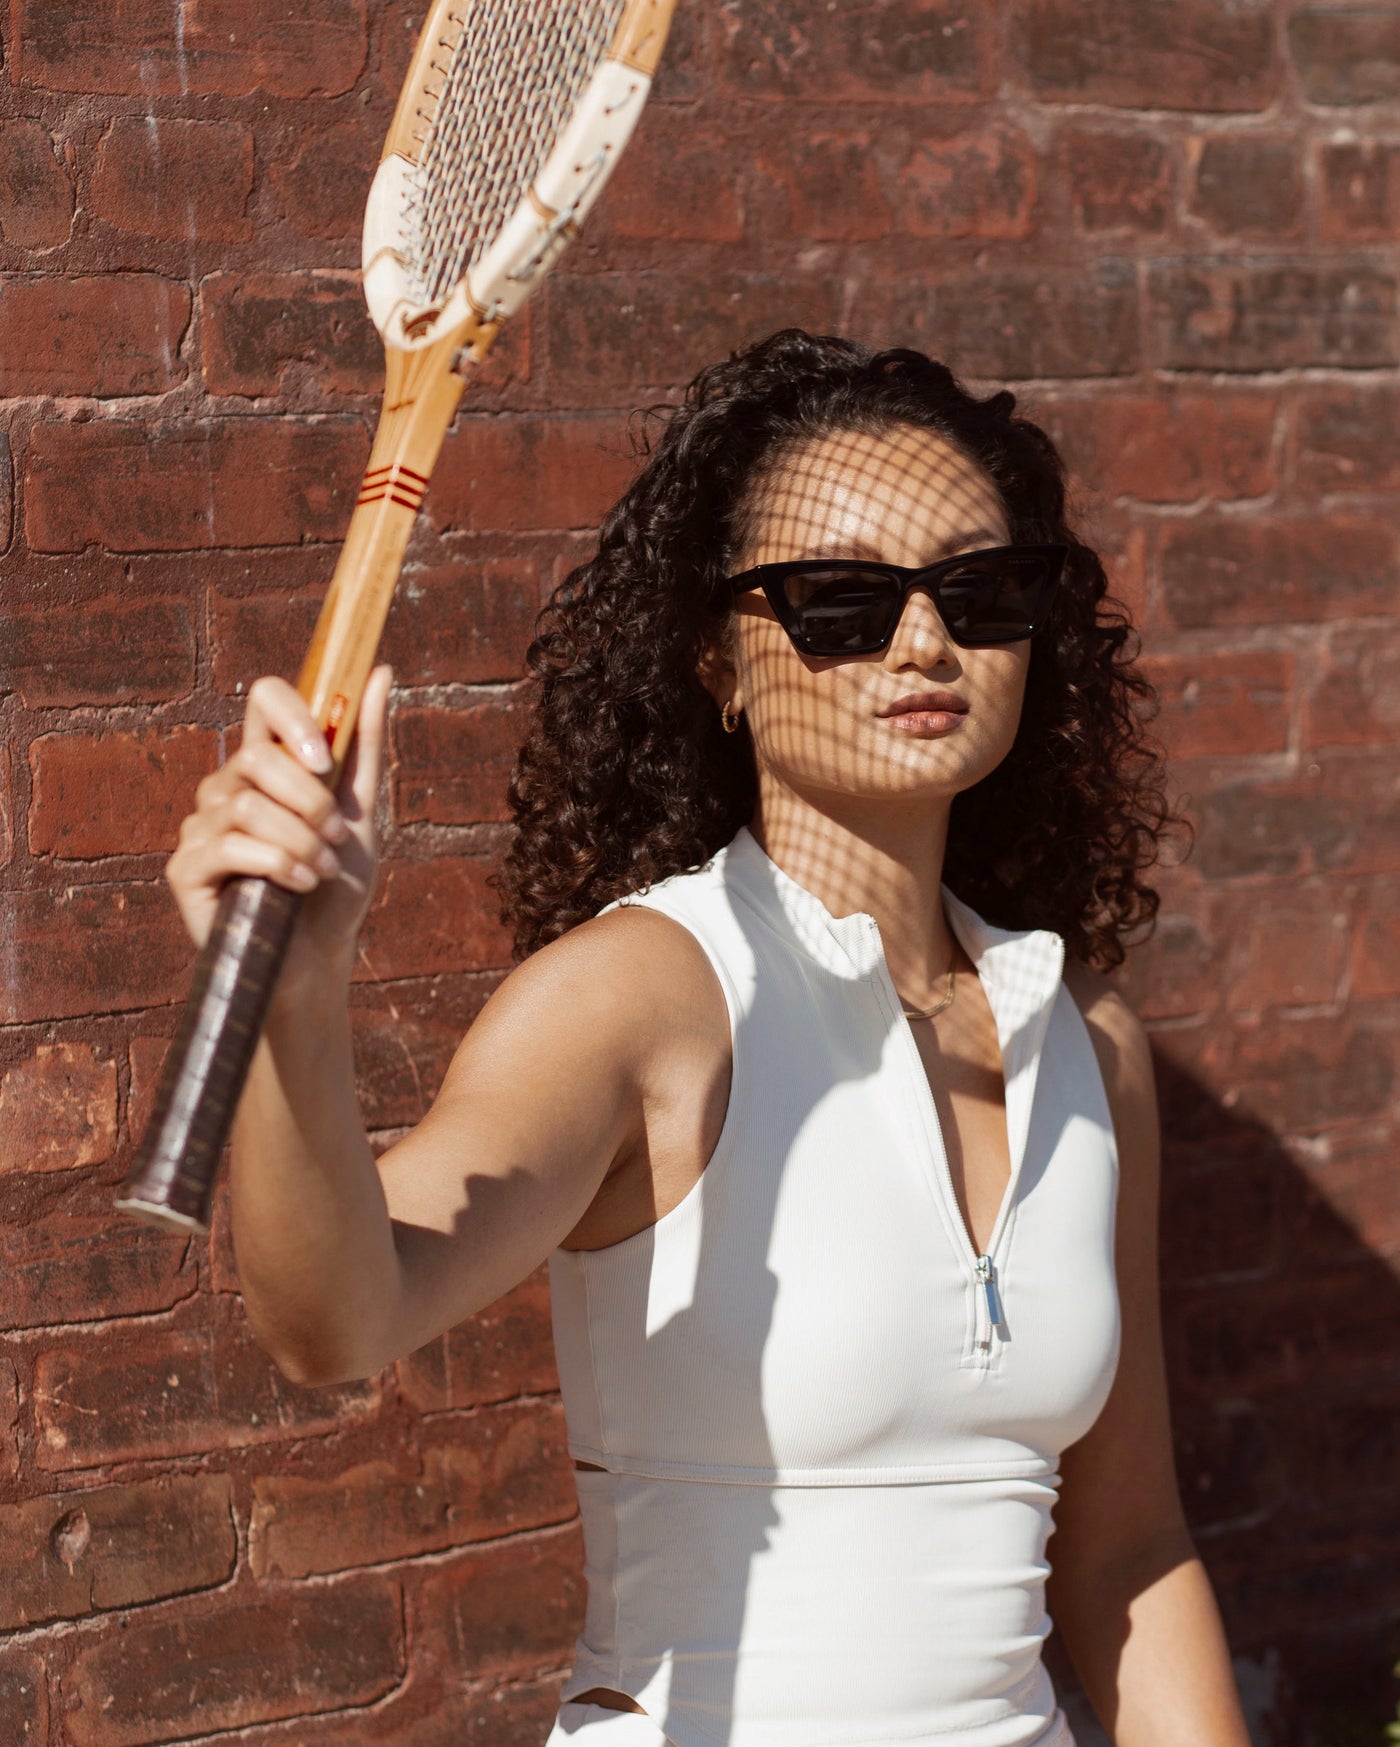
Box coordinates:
[115,877,303,1232]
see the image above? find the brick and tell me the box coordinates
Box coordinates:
[392,694,528,826]
[29,725,217,859]
[878,260,1139,380]
[1139,649,1292,760]
[1054,128,1174,233]
[16,0,369,98]
[720,0,995,102]
[397,1266,558,1412]
[267,118,377,242]
[1173,1402,1286,1531]
[0,1358,18,1487]
[357,857,512,979]
[1301,625,1400,751]
[212,586,324,690]
[350,974,501,1130]
[0,119,74,248]
[250,1398,572,1578]
[0,429,11,554]
[88,116,253,244]
[900,127,1037,240]
[1042,391,1278,502]
[0,882,191,1024]
[432,416,638,533]
[202,271,380,398]
[1159,516,1395,629]
[1289,7,1400,105]
[1017,0,1277,110]
[1148,260,1398,372]
[0,275,188,398]
[594,110,744,242]
[1352,884,1400,999]
[25,418,368,553]
[1190,136,1303,238]
[1162,1156,1285,1284]
[1297,384,1400,493]
[1215,886,1349,1012]
[1177,1265,1397,1395]
[1320,141,1400,245]
[0,1648,46,1742]
[0,1208,197,1331]
[0,1042,117,1173]
[543,273,842,405]
[0,745,12,870]
[0,1473,234,1628]
[0,594,195,706]
[1194,756,1400,881]
[1298,1384,1400,1497]
[382,555,541,686]
[1115,907,1218,1024]
[412,1528,584,1685]
[755,132,892,244]
[31,1316,381,1470]
[65,1574,401,1747]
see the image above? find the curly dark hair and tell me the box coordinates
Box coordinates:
[498,329,1186,970]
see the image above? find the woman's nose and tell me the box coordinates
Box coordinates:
[882,585,957,668]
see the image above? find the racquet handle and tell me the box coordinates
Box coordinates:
[115,876,303,1232]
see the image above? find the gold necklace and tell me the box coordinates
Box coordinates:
[900,962,956,1021]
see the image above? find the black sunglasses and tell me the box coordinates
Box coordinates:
[726,544,1069,657]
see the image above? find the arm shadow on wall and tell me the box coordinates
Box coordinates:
[1046,1048,1400,1747]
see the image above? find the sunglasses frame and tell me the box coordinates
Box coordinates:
[725,543,1070,657]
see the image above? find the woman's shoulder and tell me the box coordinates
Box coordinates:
[1061,958,1157,1139]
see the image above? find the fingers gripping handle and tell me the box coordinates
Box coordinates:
[115,877,304,1232]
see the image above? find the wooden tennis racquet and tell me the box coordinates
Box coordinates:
[116,0,676,1233]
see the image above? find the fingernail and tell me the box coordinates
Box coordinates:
[324,811,348,844]
[316,848,339,879]
[301,737,333,773]
[290,863,318,890]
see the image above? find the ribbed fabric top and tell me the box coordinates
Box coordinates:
[547,826,1121,1744]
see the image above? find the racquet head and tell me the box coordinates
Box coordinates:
[362,0,674,357]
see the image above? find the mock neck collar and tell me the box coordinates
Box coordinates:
[716,824,1066,1039]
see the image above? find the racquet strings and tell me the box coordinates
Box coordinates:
[408,0,629,308]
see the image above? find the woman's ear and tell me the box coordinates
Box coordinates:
[695,619,743,714]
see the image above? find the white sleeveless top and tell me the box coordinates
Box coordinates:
[549,826,1121,1747]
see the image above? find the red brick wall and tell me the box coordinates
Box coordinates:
[2,3,1397,1742]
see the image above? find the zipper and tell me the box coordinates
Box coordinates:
[865,915,1011,1353]
[974,1254,1004,1328]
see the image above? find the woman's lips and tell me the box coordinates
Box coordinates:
[877,692,969,735]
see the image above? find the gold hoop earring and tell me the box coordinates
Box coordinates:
[720,701,741,734]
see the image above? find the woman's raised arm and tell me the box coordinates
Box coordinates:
[166,669,657,1387]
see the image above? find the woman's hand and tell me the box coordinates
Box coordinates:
[166,665,393,982]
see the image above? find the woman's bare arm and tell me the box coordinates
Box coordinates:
[166,670,666,1387]
[1047,964,1251,1747]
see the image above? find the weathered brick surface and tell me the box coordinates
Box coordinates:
[249,1398,573,1577]
[397,1269,559,1413]
[25,418,367,553]
[0,273,189,397]
[0,1041,117,1174]
[0,1472,234,1627]
[28,724,217,857]
[31,1313,381,1469]
[63,1573,401,1745]
[3,1,1397,1738]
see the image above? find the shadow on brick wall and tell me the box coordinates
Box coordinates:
[1047,1052,1400,1747]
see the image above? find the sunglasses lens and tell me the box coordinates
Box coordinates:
[779,566,900,654]
[937,552,1054,644]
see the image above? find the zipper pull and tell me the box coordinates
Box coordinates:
[974,1255,1004,1328]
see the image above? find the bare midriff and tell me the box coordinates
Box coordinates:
[571,1458,648,1714]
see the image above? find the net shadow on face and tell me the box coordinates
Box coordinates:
[712,423,1038,912]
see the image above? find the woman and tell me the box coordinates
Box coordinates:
[169,332,1252,1746]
